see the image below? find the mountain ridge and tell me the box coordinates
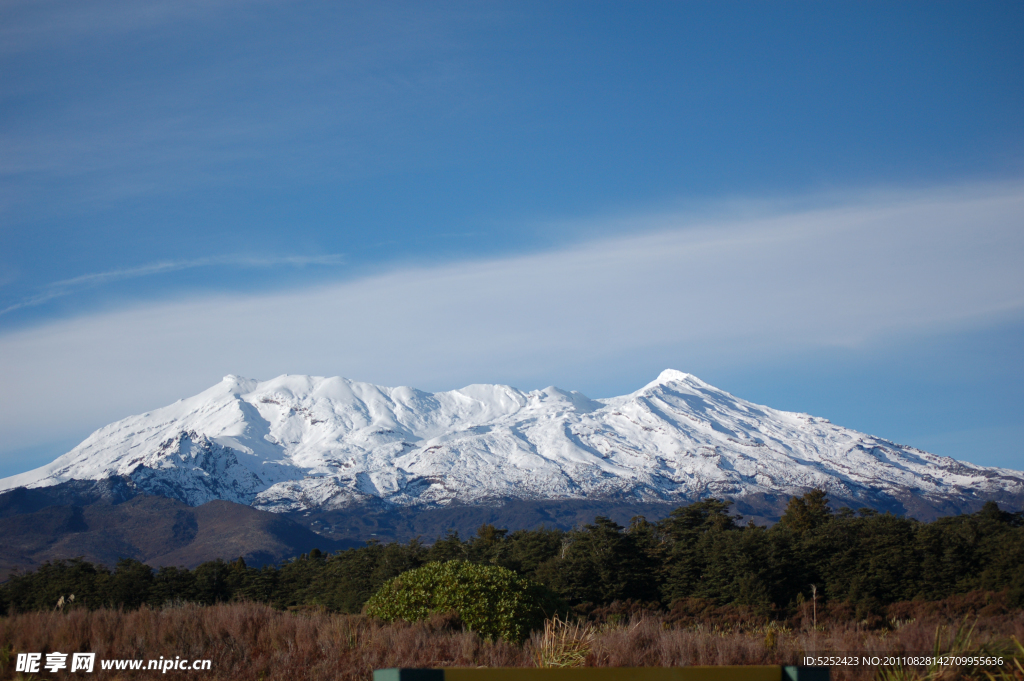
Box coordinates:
[2,370,1022,520]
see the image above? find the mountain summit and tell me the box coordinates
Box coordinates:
[3,371,1021,518]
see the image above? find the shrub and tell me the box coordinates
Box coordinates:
[364,560,560,643]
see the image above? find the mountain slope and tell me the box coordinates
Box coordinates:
[0,490,356,574]
[2,370,1022,517]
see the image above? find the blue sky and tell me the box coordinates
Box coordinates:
[1,1,1022,477]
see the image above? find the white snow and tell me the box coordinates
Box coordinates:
[2,370,1021,512]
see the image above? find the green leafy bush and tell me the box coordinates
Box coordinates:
[364,560,560,643]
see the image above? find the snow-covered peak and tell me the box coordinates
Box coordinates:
[629,368,717,397]
[221,374,258,393]
[653,368,696,384]
[2,371,1021,515]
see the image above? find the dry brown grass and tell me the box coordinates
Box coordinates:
[0,603,525,681]
[1,603,1021,681]
[533,616,596,668]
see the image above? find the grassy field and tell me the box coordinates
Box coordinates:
[2,602,1022,681]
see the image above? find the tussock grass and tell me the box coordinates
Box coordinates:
[533,616,595,667]
[875,620,1023,681]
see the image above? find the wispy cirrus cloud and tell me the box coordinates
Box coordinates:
[0,181,1021,460]
[0,254,345,317]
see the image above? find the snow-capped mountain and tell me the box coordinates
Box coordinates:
[3,370,1022,515]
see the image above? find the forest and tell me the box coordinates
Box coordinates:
[3,492,1022,623]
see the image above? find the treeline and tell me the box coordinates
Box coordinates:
[2,493,1022,620]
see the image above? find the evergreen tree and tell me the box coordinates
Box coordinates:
[108,558,155,609]
[149,566,197,606]
[777,489,832,536]
[426,530,468,562]
[499,527,564,579]
[2,495,1021,618]
[659,498,740,603]
[192,559,233,605]
[539,516,659,604]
